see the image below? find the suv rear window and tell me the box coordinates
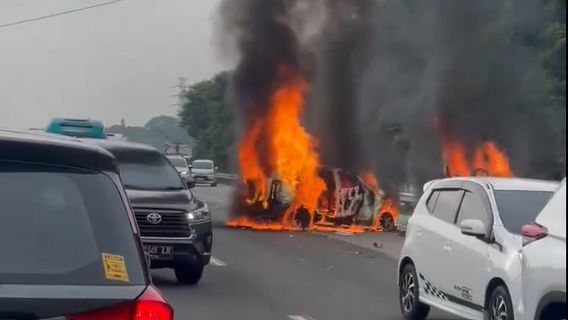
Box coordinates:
[0,162,145,285]
[494,190,554,235]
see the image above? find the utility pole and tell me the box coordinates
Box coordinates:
[172,77,189,107]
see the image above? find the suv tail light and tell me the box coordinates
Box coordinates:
[522,223,548,246]
[69,286,173,320]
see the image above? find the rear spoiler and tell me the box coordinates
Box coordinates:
[423,179,440,193]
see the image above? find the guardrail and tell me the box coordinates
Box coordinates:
[217,172,238,184]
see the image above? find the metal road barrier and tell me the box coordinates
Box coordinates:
[217,173,238,185]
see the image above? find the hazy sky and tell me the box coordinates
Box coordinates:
[0,0,225,129]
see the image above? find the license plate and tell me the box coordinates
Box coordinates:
[144,245,173,260]
[196,177,206,181]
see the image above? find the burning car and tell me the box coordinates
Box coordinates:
[230,166,399,232]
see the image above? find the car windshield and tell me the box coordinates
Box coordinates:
[168,157,188,168]
[494,190,554,234]
[0,162,145,285]
[193,161,214,170]
[114,151,185,191]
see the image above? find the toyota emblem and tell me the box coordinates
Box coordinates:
[146,213,162,225]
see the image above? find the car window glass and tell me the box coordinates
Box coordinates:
[432,190,464,224]
[193,161,214,170]
[494,190,554,234]
[456,192,488,225]
[427,191,440,212]
[168,157,188,168]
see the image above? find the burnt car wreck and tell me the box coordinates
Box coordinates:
[232,167,398,232]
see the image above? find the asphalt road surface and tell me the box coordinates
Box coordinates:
[153,185,457,320]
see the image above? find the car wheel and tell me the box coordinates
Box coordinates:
[174,263,204,285]
[400,264,430,320]
[485,285,514,320]
[211,182,217,187]
[380,213,396,232]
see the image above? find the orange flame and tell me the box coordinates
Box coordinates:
[442,139,514,177]
[264,77,326,219]
[362,171,400,231]
[473,141,513,177]
[361,170,381,195]
[234,69,326,228]
[238,118,267,204]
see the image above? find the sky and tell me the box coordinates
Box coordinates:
[0,0,225,129]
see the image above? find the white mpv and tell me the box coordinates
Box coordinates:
[398,177,560,320]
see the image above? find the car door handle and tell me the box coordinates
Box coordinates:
[443,244,452,253]
[416,227,422,236]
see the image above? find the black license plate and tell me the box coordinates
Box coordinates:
[144,245,174,260]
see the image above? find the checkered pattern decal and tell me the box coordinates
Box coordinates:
[419,273,449,301]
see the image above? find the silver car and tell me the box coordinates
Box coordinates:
[166,155,194,186]
[192,159,218,187]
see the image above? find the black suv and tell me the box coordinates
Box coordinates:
[0,130,173,319]
[86,139,213,284]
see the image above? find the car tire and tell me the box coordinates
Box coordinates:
[380,213,396,232]
[174,264,204,285]
[400,263,430,320]
[485,285,514,320]
[211,182,217,187]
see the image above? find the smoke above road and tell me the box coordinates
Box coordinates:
[218,0,557,190]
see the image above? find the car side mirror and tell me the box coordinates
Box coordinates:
[187,181,196,189]
[215,166,219,171]
[460,219,487,238]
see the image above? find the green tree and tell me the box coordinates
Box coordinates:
[107,115,194,151]
[179,73,235,171]
[542,0,566,177]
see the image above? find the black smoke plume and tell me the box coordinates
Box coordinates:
[219,0,561,192]
[359,0,557,187]
[306,0,375,174]
[219,0,304,175]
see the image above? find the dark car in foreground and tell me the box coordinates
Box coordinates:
[85,139,213,284]
[0,130,172,319]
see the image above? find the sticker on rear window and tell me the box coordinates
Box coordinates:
[101,253,129,282]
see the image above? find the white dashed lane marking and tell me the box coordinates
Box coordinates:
[288,316,317,320]
[210,256,227,267]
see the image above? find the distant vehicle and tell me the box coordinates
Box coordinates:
[192,159,218,187]
[85,139,213,285]
[0,130,173,318]
[521,179,566,320]
[167,154,195,187]
[46,118,106,139]
[165,142,193,159]
[396,192,420,235]
[398,177,558,320]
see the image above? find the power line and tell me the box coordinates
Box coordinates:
[0,0,127,30]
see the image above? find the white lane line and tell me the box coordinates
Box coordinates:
[210,256,227,267]
[288,316,317,320]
